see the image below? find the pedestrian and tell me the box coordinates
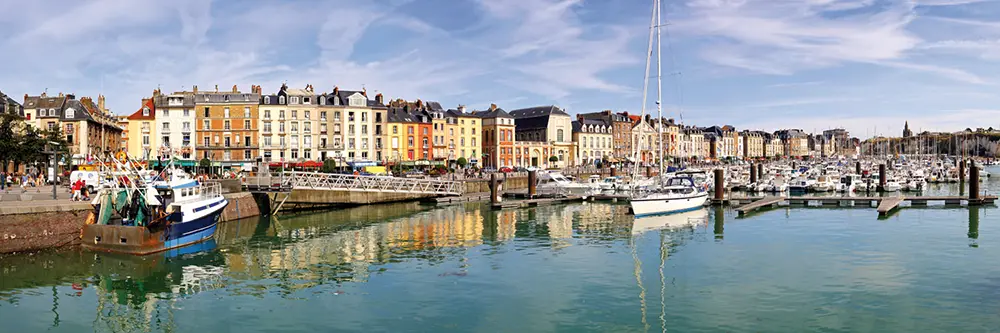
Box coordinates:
[0,170,5,191]
[70,179,81,201]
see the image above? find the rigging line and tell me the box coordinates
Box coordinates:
[661,16,684,123]
[633,0,658,185]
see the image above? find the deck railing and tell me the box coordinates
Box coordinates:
[244,171,463,195]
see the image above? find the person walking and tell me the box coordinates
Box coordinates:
[0,170,5,191]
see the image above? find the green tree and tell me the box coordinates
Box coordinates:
[199,158,211,174]
[321,159,337,173]
[456,157,468,168]
[548,155,559,164]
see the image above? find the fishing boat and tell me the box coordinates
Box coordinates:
[82,163,228,255]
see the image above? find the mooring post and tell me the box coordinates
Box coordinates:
[714,168,724,203]
[749,162,757,185]
[970,160,980,202]
[855,161,861,175]
[610,166,617,177]
[878,163,887,192]
[528,170,537,198]
[490,173,500,204]
[646,166,652,178]
[959,159,966,184]
[758,164,764,180]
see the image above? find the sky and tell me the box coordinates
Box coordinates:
[1,0,999,139]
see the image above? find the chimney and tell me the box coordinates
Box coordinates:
[66,93,75,100]
[58,92,64,98]
[375,93,383,105]
[333,86,339,96]
[458,104,466,113]
[232,85,238,93]
[489,103,497,111]
[577,114,584,122]
[215,85,219,92]
[644,114,651,123]
[23,93,27,102]
[41,91,47,98]
[193,85,198,93]
[362,87,367,97]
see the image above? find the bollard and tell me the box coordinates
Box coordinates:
[855,161,861,175]
[610,166,617,177]
[528,170,537,198]
[959,159,966,184]
[714,169,724,202]
[749,162,757,185]
[758,164,764,180]
[970,161,980,201]
[490,173,499,204]
[878,163,886,192]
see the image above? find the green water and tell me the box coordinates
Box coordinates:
[3,178,1000,332]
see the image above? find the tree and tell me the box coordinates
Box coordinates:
[548,155,559,163]
[321,159,337,173]
[456,157,468,168]
[199,158,211,174]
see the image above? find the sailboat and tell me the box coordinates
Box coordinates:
[629,0,708,217]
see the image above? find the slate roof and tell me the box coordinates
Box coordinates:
[508,105,569,118]
[61,99,94,122]
[386,107,415,123]
[194,92,260,104]
[260,94,284,105]
[424,101,444,112]
[153,94,195,108]
[471,108,512,119]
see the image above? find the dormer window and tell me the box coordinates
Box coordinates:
[319,97,325,105]
[65,108,75,118]
[304,97,310,104]
[291,97,299,104]
[279,96,286,104]
[264,96,271,104]
[224,95,230,102]
[142,107,150,117]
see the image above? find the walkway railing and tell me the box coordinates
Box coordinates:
[245,172,463,196]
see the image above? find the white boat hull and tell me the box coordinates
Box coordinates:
[630,192,709,217]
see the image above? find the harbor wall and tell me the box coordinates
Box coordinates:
[0,192,261,254]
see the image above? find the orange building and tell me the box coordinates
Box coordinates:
[194,85,260,170]
[473,104,514,168]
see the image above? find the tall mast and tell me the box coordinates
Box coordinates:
[656,0,664,177]
[632,0,658,182]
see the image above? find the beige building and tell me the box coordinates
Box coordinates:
[509,105,573,168]
[741,130,766,158]
[572,118,613,166]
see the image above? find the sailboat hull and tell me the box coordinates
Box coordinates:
[630,192,708,217]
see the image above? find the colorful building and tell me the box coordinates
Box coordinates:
[152,90,196,161]
[572,117,613,166]
[474,104,514,168]
[509,105,573,167]
[194,85,260,170]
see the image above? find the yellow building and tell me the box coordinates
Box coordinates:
[449,106,481,166]
[124,98,158,159]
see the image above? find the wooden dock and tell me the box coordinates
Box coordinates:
[430,192,491,205]
[733,195,996,218]
[736,196,785,216]
[491,196,585,210]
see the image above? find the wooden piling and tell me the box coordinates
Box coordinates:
[490,173,500,205]
[528,170,537,198]
[959,159,966,184]
[749,162,757,185]
[879,164,886,192]
[714,169,724,202]
[758,164,764,179]
[970,161,980,202]
[610,166,617,177]
[855,161,861,175]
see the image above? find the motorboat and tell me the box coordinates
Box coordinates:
[630,177,709,217]
[837,175,858,193]
[788,177,813,194]
[536,171,597,198]
[810,175,835,192]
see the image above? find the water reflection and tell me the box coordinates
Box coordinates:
[969,207,980,248]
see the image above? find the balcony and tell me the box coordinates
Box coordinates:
[182,127,191,133]
[161,128,171,134]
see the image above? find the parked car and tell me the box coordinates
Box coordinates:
[499,167,513,173]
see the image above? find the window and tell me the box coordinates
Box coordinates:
[461,138,465,146]
[245,150,251,160]
[224,137,231,147]
[65,108,75,118]
[348,125,355,135]
[245,136,251,146]
[450,128,454,136]
[422,128,428,135]
[290,97,299,104]
[184,109,190,117]
[279,110,285,119]
[204,107,209,117]
[375,125,382,135]
[320,124,327,133]
[162,109,169,117]
[408,127,414,134]
[408,136,414,147]
[224,107,230,118]
[472,138,476,146]
[263,137,272,147]
[349,138,356,149]
[393,126,398,134]
[279,122,285,133]
[244,107,251,118]
[361,125,367,135]
[304,111,310,119]
[244,120,251,129]
[291,123,298,133]
[223,151,231,160]
[224,120,231,130]
[291,110,297,119]
[392,137,399,149]
[265,96,271,104]
[461,128,465,135]
[335,111,341,121]
[162,136,170,145]
[304,122,311,133]
[422,138,428,148]
[305,136,312,147]
[320,111,327,120]
[162,122,170,131]
[304,149,311,159]
[183,122,191,131]
[361,112,367,122]
[203,137,210,146]
[143,135,150,145]
[183,134,190,146]
[142,107,149,117]
[472,120,476,125]
[375,113,382,122]
[349,112,355,121]
[279,136,285,147]
[279,96,285,104]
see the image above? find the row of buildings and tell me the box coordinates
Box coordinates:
[2,84,855,171]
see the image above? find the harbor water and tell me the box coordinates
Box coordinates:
[3,174,1000,332]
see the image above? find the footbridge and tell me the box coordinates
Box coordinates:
[244,172,463,212]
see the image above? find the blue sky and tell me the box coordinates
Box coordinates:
[1,0,999,138]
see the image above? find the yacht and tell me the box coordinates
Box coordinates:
[810,175,835,192]
[536,171,597,198]
[630,177,709,217]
